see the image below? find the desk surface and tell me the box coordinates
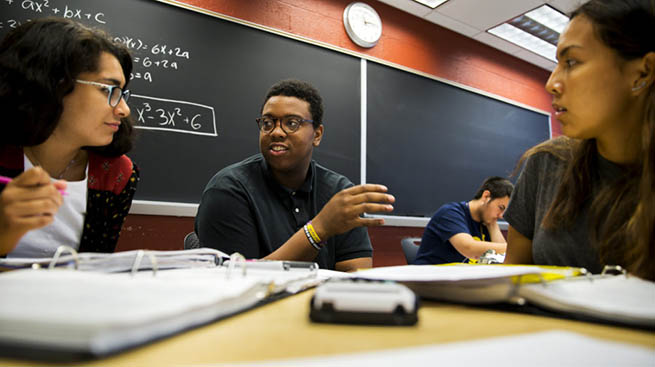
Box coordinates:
[1,290,653,366]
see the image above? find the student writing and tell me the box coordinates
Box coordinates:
[414,176,513,265]
[0,18,139,257]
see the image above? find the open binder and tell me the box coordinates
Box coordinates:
[0,247,230,272]
[0,248,323,360]
[353,264,655,329]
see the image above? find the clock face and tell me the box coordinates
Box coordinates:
[344,2,382,48]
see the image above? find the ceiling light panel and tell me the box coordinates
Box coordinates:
[412,0,449,9]
[488,23,557,62]
[525,5,569,33]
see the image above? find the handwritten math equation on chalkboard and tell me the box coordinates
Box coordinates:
[1,0,108,27]
[1,0,191,85]
[129,95,217,137]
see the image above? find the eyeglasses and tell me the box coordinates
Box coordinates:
[255,116,314,134]
[75,79,131,107]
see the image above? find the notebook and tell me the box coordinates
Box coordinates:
[353,264,655,328]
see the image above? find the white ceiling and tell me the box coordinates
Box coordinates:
[376,0,586,71]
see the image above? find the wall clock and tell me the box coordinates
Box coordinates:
[343,2,382,48]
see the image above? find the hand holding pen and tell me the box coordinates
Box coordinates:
[0,167,67,255]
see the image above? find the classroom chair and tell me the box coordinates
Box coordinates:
[400,237,421,265]
[184,232,201,249]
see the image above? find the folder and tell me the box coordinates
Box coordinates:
[353,264,655,328]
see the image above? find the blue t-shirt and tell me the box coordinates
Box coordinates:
[414,201,490,265]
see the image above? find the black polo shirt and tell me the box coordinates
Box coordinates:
[194,154,373,269]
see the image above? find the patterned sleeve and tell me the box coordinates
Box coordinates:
[80,161,139,253]
[111,163,139,240]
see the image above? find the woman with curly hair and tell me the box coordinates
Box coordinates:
[0,18,139,257]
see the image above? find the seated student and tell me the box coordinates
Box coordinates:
[195,79,394,271]
[0,18,139,257]
[414,177,513,265]
[504,0,654,280]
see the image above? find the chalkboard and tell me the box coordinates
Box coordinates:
[1,0,362,203]
[366,62,550,217]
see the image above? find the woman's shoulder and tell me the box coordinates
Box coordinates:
[521,137,575,171]
[88,153,137,194]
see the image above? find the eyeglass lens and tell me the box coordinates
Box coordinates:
[110,87,130,107]
[259,117,303,133]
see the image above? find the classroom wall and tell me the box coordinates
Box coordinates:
[116,0,559,266]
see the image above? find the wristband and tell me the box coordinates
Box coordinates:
[303,224,322,251]
[306,222,322,244]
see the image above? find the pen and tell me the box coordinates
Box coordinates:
[0,175,68,196]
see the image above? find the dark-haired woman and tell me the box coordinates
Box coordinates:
[504,0,654,280]
[0,18,139,257]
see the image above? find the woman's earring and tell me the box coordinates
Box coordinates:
[632,81,647,91]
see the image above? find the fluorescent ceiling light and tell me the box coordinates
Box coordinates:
[525,5,569,33]
[487,5,568,63]
[488,23,558,62]
[412,0,449,9]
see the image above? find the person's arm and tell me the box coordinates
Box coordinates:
[504,225,534,264]
[264,184,394,261]
[486,220,506,244]
[448,233,507,260]
[0,167,66,255]
[335,257,372,272]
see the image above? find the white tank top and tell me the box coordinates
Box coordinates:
[7,155,88,258]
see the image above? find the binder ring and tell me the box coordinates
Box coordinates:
[130,250,159,276]
[48,245,79,270]
[507,274,527,305]
[226,252,247,279]
[601,265,626,277]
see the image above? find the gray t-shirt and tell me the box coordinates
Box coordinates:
[504,150,626,273]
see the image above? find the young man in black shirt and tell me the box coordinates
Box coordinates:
[195,79,394,271]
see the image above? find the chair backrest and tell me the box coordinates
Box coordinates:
[400,237,421,264]
[184,232,201,249]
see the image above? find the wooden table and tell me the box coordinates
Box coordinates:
[1,290,653,366]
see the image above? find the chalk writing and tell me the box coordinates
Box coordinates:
[129,95,217,137]
[130,71,153,83]
[2,0,192,83]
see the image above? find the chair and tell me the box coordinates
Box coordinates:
[184,231,201,249]
[401,237,421,265]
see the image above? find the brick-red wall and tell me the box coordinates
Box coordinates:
[116,0,558,266]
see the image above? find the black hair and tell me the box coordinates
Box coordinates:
[473,176,514,200]
[571,0,655,61]
[0,17,135,156]
[261,79,324,128]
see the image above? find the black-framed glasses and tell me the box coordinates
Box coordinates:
[255,116,313,134]
[75,79,131,107]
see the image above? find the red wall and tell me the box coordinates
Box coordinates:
[116,0,559,266]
